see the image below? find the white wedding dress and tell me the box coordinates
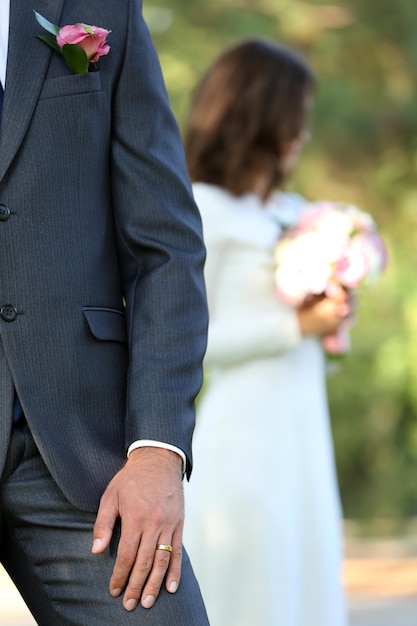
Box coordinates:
[184,183,348,626]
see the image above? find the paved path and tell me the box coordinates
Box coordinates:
[2,536,417,625]
[344,537,417,626]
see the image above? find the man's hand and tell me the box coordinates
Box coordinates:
[92,447,184,611]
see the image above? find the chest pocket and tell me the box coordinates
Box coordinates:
[39,71,103,100]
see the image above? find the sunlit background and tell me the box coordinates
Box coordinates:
[145,0,417,534]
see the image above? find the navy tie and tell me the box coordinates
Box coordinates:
[13,396,23,422]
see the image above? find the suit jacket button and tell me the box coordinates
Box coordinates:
[0,205,11,221]
[1,305,18,322]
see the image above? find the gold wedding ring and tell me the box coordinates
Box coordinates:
[156,543,173,553]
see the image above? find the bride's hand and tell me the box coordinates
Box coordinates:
[296,290,352,337]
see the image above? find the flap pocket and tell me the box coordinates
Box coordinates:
[82,307,127,343]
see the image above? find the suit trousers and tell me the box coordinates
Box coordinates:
[0,422,209,626]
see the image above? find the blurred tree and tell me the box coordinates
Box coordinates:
[145,0,417,525]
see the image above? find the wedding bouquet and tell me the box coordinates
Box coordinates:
[274,201,387,354]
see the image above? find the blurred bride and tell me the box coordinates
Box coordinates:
[183,39,350,626]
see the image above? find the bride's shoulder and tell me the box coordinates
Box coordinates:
[192,182,250,226]
[192,183,239,244]
[192,182,229,201]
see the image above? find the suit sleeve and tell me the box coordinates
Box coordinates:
[110,0,208,478]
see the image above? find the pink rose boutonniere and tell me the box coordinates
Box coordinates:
[34,11,111,74]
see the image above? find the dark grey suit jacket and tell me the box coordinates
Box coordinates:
[0,0,207,511]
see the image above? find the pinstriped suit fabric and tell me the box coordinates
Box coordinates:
[0,0,207,511]
[0,0,209,623]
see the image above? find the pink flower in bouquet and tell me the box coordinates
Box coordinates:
[274,201,387,354]
[297,202,353,250]
[334,237,368,288]
[57,23,111,63]
[322,326,351,354]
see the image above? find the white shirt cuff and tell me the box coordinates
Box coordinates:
[127,440,186,475]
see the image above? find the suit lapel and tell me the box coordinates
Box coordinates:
[0,0,65,182]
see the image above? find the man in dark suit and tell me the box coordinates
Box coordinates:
[0,1,209,624]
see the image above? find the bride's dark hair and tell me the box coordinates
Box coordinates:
[184,38,314,200]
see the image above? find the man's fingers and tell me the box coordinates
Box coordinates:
[139,541,173,609]
[92,496,118,554]
[115,534,182,611]
[165,529,182,594]
[109,521,142,600]
[116,536,173,611]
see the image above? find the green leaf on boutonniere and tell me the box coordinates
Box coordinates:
[62,44,89,74]
[34,11,60,36]
[37,34,61,55]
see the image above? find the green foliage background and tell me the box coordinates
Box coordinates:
[145,0,417,525]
